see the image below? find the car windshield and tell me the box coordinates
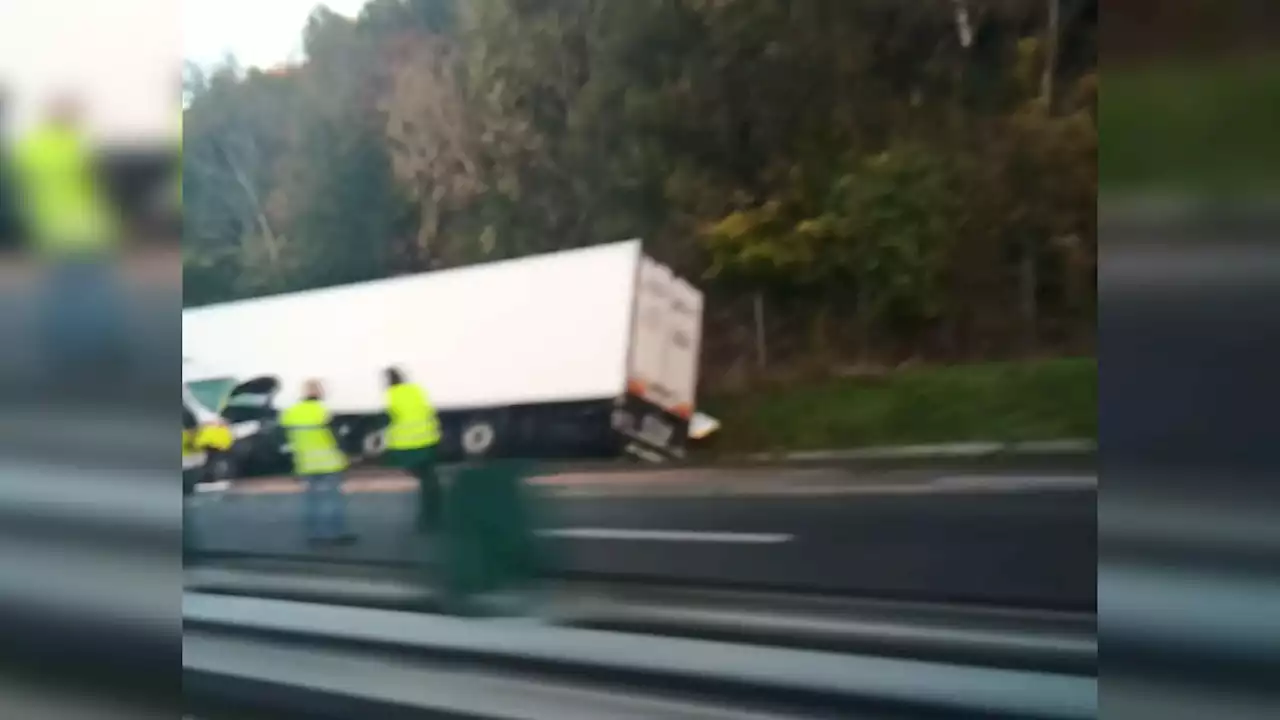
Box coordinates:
[186,377,238,413]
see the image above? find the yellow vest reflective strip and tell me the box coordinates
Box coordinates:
[385,383,440,450]
[281,401,348,474]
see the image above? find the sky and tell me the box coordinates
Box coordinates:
[0,0,365,141]
[1,0,180,141]
[184,0,370,70]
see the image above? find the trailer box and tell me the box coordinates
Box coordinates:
[181,240,704,467]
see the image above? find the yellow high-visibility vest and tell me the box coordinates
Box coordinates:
[385,383,440,450]
[281,399,348,475]
[195,424,234,452]
[13,124,116,254]
[183,425,233,458]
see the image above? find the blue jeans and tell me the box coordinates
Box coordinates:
[39,259,126,379]
[302,472,348,541]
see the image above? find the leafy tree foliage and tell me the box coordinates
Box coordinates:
[184,0,1096,373]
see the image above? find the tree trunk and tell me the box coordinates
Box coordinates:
[1020,236,1039,353]
[951,0,974,49]
[809,302,831,364]
[1041,0,1059,107]
[857,280,873,365]
[753,292,768,371]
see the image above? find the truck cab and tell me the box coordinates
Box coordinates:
[184,360,291,480]
[182,379,235,488]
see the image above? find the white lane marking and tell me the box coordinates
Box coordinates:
[929,475,1097,492]
[540,528,793,544]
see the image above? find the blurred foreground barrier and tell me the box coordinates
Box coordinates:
[184,593,1096,719]
[186,561,1096,674]
[437,459,547,615]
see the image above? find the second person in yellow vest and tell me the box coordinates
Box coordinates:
[380,367,442,534]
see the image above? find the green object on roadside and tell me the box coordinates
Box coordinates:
[438,459,543,614]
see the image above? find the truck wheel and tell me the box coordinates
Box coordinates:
[204,451,238,483]
[461,418,497,457]
[362,427,387,457]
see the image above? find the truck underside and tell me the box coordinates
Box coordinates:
[225,392,686,480]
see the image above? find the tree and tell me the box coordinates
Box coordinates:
[183,59,298,301]
[180,0,1096,371]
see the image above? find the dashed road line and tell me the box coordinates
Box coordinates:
[538,528,794,544]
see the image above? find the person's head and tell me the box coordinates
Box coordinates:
[384,366,405,387]
[302,378,324,401]
[45,92,84,130]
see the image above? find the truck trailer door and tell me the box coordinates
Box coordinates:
[620,256,704,459]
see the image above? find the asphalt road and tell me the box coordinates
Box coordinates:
[0,258,177,464]
[189,467,1096,611]
[0,257,178,399]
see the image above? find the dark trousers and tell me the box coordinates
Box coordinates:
[412,454,441,533]
[385,446,440,534]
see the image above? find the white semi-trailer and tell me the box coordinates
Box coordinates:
[182,239,706,475]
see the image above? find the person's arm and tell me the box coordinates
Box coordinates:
[0,158,20,247]
[0,142,31,249]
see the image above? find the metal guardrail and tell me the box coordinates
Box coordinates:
[184,593,1097,720]
[185,630,818,720]
[186,563,1096,674]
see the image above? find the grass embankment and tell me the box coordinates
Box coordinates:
[703,358,1097,454]
[1102,61,1280,197]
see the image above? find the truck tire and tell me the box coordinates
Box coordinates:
[461,417,498,458]
[204,450,238,483]
[362,426,387,458]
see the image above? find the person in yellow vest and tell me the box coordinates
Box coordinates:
[12,94,124,388]
[13,94,118,254]
[380,367,442,534]
[281,379,357,545]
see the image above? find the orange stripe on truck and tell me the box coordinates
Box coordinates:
[672,403,693,419]
[627,378,646,396]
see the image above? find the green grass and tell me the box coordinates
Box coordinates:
[1102,61,1280,196]
[703,358,1097,453]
